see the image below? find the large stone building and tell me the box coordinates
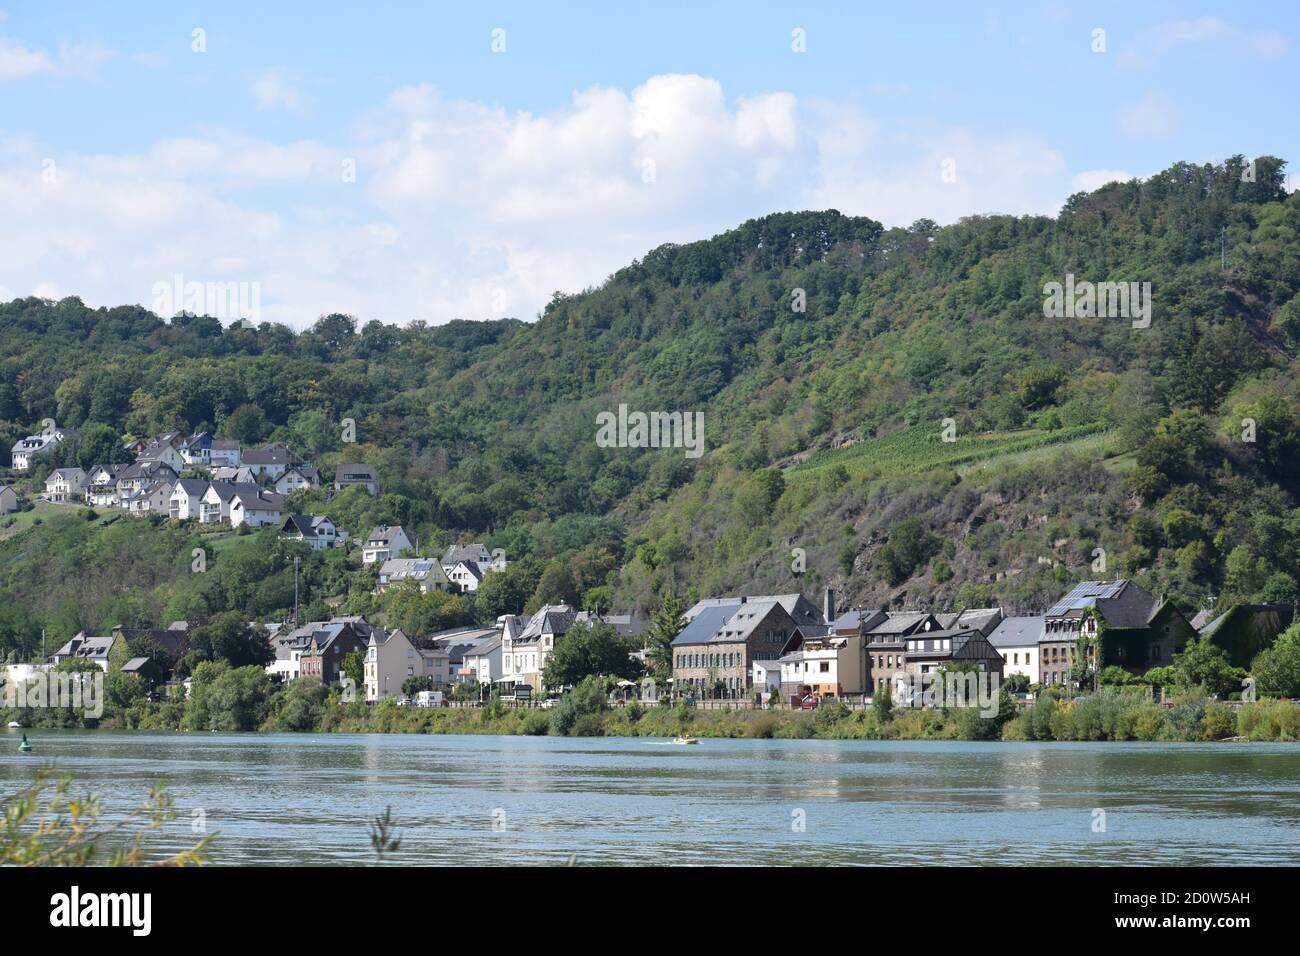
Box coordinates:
[671,596,804,697]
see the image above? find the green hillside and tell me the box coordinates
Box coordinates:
[2,154,1299,660]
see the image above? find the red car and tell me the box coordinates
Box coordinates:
[800,695,818,710]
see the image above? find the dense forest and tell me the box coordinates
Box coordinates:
[2,154,1299,661]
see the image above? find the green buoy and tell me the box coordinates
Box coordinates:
[19,733,31,753]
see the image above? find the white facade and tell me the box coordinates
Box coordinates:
[44,468,86,503]
[231,491,283,528]
[361,526,413,565]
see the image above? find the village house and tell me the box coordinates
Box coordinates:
[136,435,186,473]
[862,611,944,697]
[275,465,321,495]
[376,558,450,594]
[210,465,256,484]
[363,628,422,701]
[441,542,491,570]
[85,464,125,507]
[1041,579,1195,686]
[122,479,174,516]
[115,461,177,502]
[333,463,379,496]
[460,634,503,685]
[445,560,485,592]
[281,514,345,549]
[362,525,413,565]
[670,595,804,698]
[49,631,129,672]
[293,618,378,686]
[242,443,300,479]
[44,467,86,503]
[0,485,21,514]
[987,616,1043,685]
[9,425,77,472]
[209,438,241,468]
[499,605,578,692]
[779,631,868,701]
[900,627,1005,683]
[230,488,285,528]
[1194,603,1297,669]
[937,607,1005,636]
[169,478,211,520]
[178,432,213,467]
[751,659,783,697]
[199,480,248,524]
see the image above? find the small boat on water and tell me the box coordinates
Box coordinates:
[6,721,21,729]
[671,736,699,745]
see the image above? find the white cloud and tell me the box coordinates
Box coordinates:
[252,70,303,111]
[1119,16,1290,67]
[1070,169,1137,193]
[1117,93,1179,139]
[0,73,1136,328]
[0,35,113,80]
[0,36,53,79]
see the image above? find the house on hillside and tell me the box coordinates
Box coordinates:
[210,465,256,484]
[137,435,185,472]
[209,439,242,467]
[670,596,803,698]
[85,464,126,508]
[230,488,284,528]
[10,426,77,472]
[362,526,413,565]
[169,478,211,520]
[49,631,129,672]
[115,461,177,502]
[0,485,21,514]
[242,444,299,479]
[179,432,213,467]
[275,466,321,495]
[44,468,86,503]
[333,463,379,496]
[200,480,248,524]
[281,514,345,549]
[296,621,373,687]
[376,558,450,594]
[445,560,485,593]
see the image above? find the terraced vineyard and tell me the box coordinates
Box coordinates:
[788,422,1111,483]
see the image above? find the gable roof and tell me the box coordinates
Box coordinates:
[335,463,377,481]
[242,445,298,466]
[282,514,335,538]
[172,478,210,496]
[366,525,409,546]
[1044,579,1157,629]
[442,543,491,566]
[233,489,284,512]
[987,615,1045,649]
[672,599,792,647]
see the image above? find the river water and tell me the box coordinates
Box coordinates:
[3,731,1298,865]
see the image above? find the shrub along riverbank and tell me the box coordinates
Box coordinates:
[9,664,1299,741]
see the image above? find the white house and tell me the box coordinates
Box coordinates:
[85,464,125,507]
[230,488,285,528]
[123,480,173,515]
[460,635,503,685]
[179,432,212,467]
[499,605,577,692]
[242,444,298,479]
[9,426,76,472]
[275,466,321,495]
[209,439,241,467]
[446,560,486,593]
[362,526,413,565]
[44,468,86,503]
[169,479,210,520]
[751,660,783,696]
[987,616,1043,686]
[200,481,244,524]
[281,514,345,549]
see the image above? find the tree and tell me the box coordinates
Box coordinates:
[176,611,274,676]
[74,422,120,470]
[181,661,275,731]
[341,649,365,689]
[542,622,637,689]
[644,593,685,680]
[877,517,939,586]
[872,682,893,721]
[1251,623,1300,698]
[1172,637,1246,698]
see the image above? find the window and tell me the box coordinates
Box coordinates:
[819,661,830,673]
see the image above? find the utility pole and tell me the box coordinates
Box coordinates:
[293,556,301,626]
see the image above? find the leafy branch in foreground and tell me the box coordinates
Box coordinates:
[1,766,212,866]
[369,806,401,861]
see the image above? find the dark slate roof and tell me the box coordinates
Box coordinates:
[173,478,210,496]
[442,543,491,566]
[335,463,377,480]
[242,445,297,465]
[671,605,739,646]
[831,608,887,631]
[1044,580,1155,628]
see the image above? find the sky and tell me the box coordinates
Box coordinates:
[0,1,1296,329]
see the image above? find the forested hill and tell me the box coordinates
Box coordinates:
[3,154,1300,650]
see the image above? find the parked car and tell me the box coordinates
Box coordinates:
[415,690,447,708]
[540,698,558,709]
[800,695,818,710]
[395,697,413,707]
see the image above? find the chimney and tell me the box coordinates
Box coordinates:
[823,587,835,624]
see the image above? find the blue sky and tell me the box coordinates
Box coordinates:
[1,1,1296,327]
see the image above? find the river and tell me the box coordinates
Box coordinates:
[3,731,1299,865]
